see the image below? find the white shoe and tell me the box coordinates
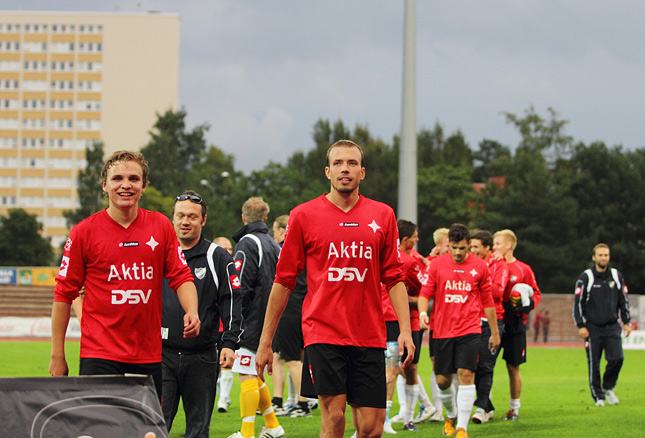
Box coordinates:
[218,399,230,413]
[227,432,252,438]
[260,425,285,438]
[413,404,437,424]
[605,389,619,405]
[429,409,444,422]
[383,422,398,434]
[472,408,490,424]
[308,398,319,410]
[595,399,605,407]
[389,413,405,423]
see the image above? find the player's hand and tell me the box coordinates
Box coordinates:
[49,357,69,377]
[488,332,501,353]
[491,250,504,261]
[398,332,415,369]
[623,324,632,337]
[183,313,201,338]
[220,347,235,368]
[419,313,430,330]
[255,343,273,382]
[578,327,589,339]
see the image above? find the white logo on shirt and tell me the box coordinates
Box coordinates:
[444,280,472,291]
[328,267,368,282]
[195,267,206,280]
[58,256,69,277]
[328,241,373,259]
[146,236,159,251]
[368,220,381,233]
[445,294,468,303]
[111,289,152,304]
[470,269,478,277]
[107,263,154,281]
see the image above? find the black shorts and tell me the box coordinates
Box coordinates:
[386,320,400,342]
[429,330,436,357]
[501,329,527,366]
[272,316,304,362]
[433,334,480,376]
[79,358,162,401]
[301,343,386,408]
[403,330,422,365]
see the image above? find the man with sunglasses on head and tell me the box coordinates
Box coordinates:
[162,191,243,438]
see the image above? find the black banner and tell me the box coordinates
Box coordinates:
[0,375,168,438]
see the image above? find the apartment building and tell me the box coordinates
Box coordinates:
[0,11,179,248]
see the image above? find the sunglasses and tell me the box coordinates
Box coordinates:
[176,194,204,204]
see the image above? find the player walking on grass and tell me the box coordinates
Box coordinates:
[228,197,283,438]
[573,243,631,406]
[255,140,415,438]
[492,229,541,421]
[49,151,201,401]
[419,224,500,438]
[468,231,508,424]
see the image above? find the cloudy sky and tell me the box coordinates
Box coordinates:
[4,1,644,173]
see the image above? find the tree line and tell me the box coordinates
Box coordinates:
[2,106,643,294]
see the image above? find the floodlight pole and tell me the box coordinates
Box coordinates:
[398,0,418,223]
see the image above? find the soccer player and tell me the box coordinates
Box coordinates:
[228,197,284,438]
[255,140,415,438]
[49,150,200,400]
[573,243,631,406]
[468,230,508,424]
[161,191,242,438]
[492,229,541,421]
[419,224,500,438]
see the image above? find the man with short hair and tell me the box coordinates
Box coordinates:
[162,191,242,438]
[573,243,631,406]
[229,197,284,438]
[492,229,541,421]
[419,224,500,438]
[255,140,414,438]
[468,230,508,424]
[50,150,201,401]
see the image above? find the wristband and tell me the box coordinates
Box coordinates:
[419,311,428,318]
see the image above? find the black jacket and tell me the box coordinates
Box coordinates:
[232,221,281,351]
[573,266,630,328]
[162,236,242,352]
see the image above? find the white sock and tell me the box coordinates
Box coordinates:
[431,372,443,413]
[386,400,393,423]
[456,384,476,431]
[396,374,407,416]
[218,369,234,403]
[438,385,457,419]
[417,375,433,408]
[404,384,419,423]
[510,398,521,413]
[287,371,297,406]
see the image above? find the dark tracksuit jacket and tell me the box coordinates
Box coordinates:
[232,221,281,352]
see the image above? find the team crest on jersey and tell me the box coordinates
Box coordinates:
[234,260,242,271]
[623,285,628,294]
[231,274,241,289]
[58,256,69,277]
[178,246,187,265]
[469,269,478,277]
[510,275,518,283]
[368,220,381,233]
[146,236,159,251]
[194,267,206,280]
[64,238,72,252]
[575,286,582,296]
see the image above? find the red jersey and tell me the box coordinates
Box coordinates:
[54,209,194,363]
[484,254,508,320]
[275,195,404,349]
[502,258,541,326]
[381,283,397,322]
[400,250,426,331]
[419,253,494,339]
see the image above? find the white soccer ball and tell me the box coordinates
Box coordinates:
[511,283,534,307]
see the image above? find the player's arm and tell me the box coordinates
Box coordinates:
[618,273,631,337]
[176,281,200,338]
[255,282,292,379]
[49,301,71,376]
[388,281,415,368]
[573,276,588,338]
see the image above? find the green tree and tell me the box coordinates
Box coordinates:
[472,139,512,182]
[0,209,54,266]
[63,141,105,227]
[476,108,579,293]
[141,108,209,197]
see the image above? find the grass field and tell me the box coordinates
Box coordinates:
[1,341,644,437]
